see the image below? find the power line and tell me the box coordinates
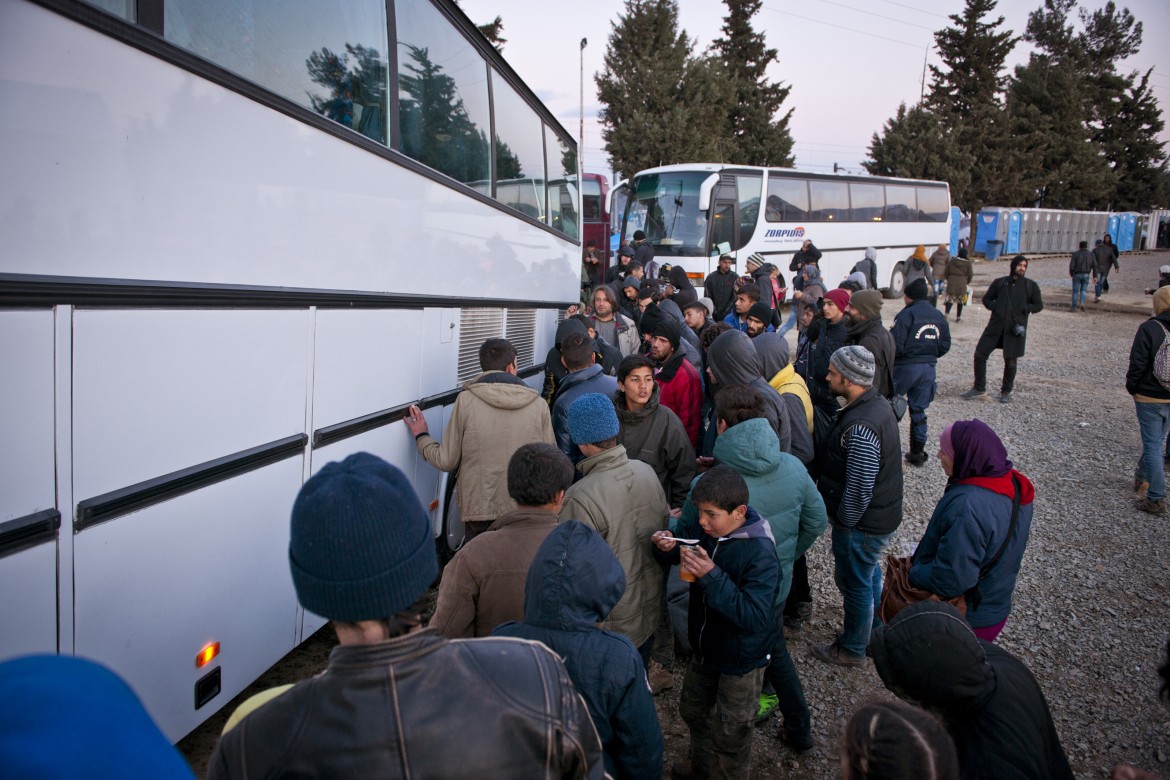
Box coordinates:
[812,0,936,32]
[873,0,950,19]
[761,5,927,49]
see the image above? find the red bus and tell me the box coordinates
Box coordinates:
[582,172,610,272]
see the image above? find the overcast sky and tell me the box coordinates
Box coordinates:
[460,0,1170,183]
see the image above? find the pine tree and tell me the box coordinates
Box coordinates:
[596,0,729,180]
[864,102,973,200]
[711,0,794,167]
[1107,70,1170,209]
[924,0,1017,213]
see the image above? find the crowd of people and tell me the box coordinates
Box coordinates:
[9,236,1170,780]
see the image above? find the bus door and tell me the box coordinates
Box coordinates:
[609,180,631,257]
[709,180,738,276]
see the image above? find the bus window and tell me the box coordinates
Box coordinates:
[917,187,950,222]
[166,0,389,143]
[582,178,602,221]
[850,182,885,222]
[885,185,918,222]
[83,0,134,20]
[628,172,709,256]
[396,0,490,182]
[492,72,546,219]
[765,177,809,222]
[546,127,578,238]
[809,180,849,222]
[735,174,762,250]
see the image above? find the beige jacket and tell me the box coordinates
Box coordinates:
[560,445,669,647]
[416,372,554,522]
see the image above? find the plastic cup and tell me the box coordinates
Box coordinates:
[679,567,697,583]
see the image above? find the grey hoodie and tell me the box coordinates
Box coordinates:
[705,330,792,454]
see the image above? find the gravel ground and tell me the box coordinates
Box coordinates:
[181,250,1170,779]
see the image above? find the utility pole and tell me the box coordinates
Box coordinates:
[579,38,587,178]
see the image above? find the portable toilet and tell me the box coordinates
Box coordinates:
[1119,213,1137,251]
[1108,214,1120,245]
[974,209,1005,254]
[1006,211,1022,254]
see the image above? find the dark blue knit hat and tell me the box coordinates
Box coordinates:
[289,452,437,622]
[568,393,620,445]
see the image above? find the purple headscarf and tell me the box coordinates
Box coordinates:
[948,419,1012,482]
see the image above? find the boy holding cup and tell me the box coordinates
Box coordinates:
[651,466,779,780]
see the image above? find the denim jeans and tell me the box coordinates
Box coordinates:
[777,303,799,337]
[679,662,765,780]
[932,279,945,298]
[762,603,811,744]
[1071,273,1090,310]
[892,362,936,445]
[1135,402,1170,501]
[1095,271,1110,298]
[831,526,892,657]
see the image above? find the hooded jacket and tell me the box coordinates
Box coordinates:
[909,472,1035,628]
[905,247,931,288]
[706,329,793,455]
[543,319,589,402]
[561,445,669,647]
[870,603,1074,780]
[1126,305,1170,399]
[417,371,555,522]
[656,506,779,675]
[669,266,698,308]
[655,349,703,450]
[493,522,664,780]
[807,315,849,414]
[701,418,826,603]
[851,248,878,291]
[430,507,560,638]
[930,247,950,279]
[846,316,896,398]
[552,364,620,461]
[615,386,697,509]
[210,630,606,779]
[977,263,1044,360]
[945,255,974,300]
[755,332,815,456]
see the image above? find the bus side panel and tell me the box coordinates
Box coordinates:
[73,458,303,742]
[0,310,58,659]
[71,310,310,503]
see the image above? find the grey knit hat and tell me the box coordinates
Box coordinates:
[289,452,437,622]
[830,345,875,387]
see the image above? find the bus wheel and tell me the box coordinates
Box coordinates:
[883,263,906,299]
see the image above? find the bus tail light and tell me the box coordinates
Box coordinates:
[686,272,704,280]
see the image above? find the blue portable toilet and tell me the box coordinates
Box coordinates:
[1119,213,1137,251]
[1006,211,1022,254]
[949,206,962,254]
[1107,214,1120,246]
[974,210,1002,254]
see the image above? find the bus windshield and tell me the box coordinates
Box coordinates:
[626,172,710,257]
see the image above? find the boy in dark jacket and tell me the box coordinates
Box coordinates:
[652,466,780,780]
[494,521,664,780]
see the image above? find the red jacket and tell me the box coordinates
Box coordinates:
[656,352,702,449]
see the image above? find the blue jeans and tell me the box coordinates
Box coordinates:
[831,526,892,657]
[932,279,945,298]
[1095,272,1109,298]
[892,362,936,445]
[1135,402,1170,501]
[777,303,799,337]
[1071,273,1090,310]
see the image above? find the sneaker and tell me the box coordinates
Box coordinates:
[810,640,866,668]
[960,387,986,399]
[1136,497,1166,515]
[999,392,1013,404]
[754,693,779,724]
[647,660,674,695]
[778,730,815,755]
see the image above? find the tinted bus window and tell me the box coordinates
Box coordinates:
[885,185,918,222]
[765,177,808,222]
[545,127,578,238]
[84,0,134,20]
[492,72,546,219]
[809,180,849,222]
[166,0,389,144]
[582,178,603,221]
[917,187,949,222]
[396,0,490,182]
[736,174,762,250]
[850,183,885,222]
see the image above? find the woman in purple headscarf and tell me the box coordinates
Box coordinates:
[908,419,1036,641]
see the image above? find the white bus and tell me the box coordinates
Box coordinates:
[0,0,578,742]
[611,163,954,297]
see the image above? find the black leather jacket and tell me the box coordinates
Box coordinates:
[208,629,605,779]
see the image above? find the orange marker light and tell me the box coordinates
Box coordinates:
[429,499,439,511]
[196,642,220,669]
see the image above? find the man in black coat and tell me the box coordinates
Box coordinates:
[704,253,738,322]
[960,255,1043,404]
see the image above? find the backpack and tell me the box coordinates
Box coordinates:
[1154,320,1170,391]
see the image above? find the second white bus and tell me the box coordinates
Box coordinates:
[611,163,955,297]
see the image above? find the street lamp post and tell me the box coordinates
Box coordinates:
[579,38,587,178]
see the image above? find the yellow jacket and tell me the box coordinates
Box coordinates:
[770,365,814,434]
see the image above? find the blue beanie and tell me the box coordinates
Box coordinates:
[290,452,437,622]
[0,655,193,778]
[567,393,620,445]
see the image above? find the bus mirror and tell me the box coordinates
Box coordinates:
[697,174,720,212]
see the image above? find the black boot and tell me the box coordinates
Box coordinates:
[905,439,928,466]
